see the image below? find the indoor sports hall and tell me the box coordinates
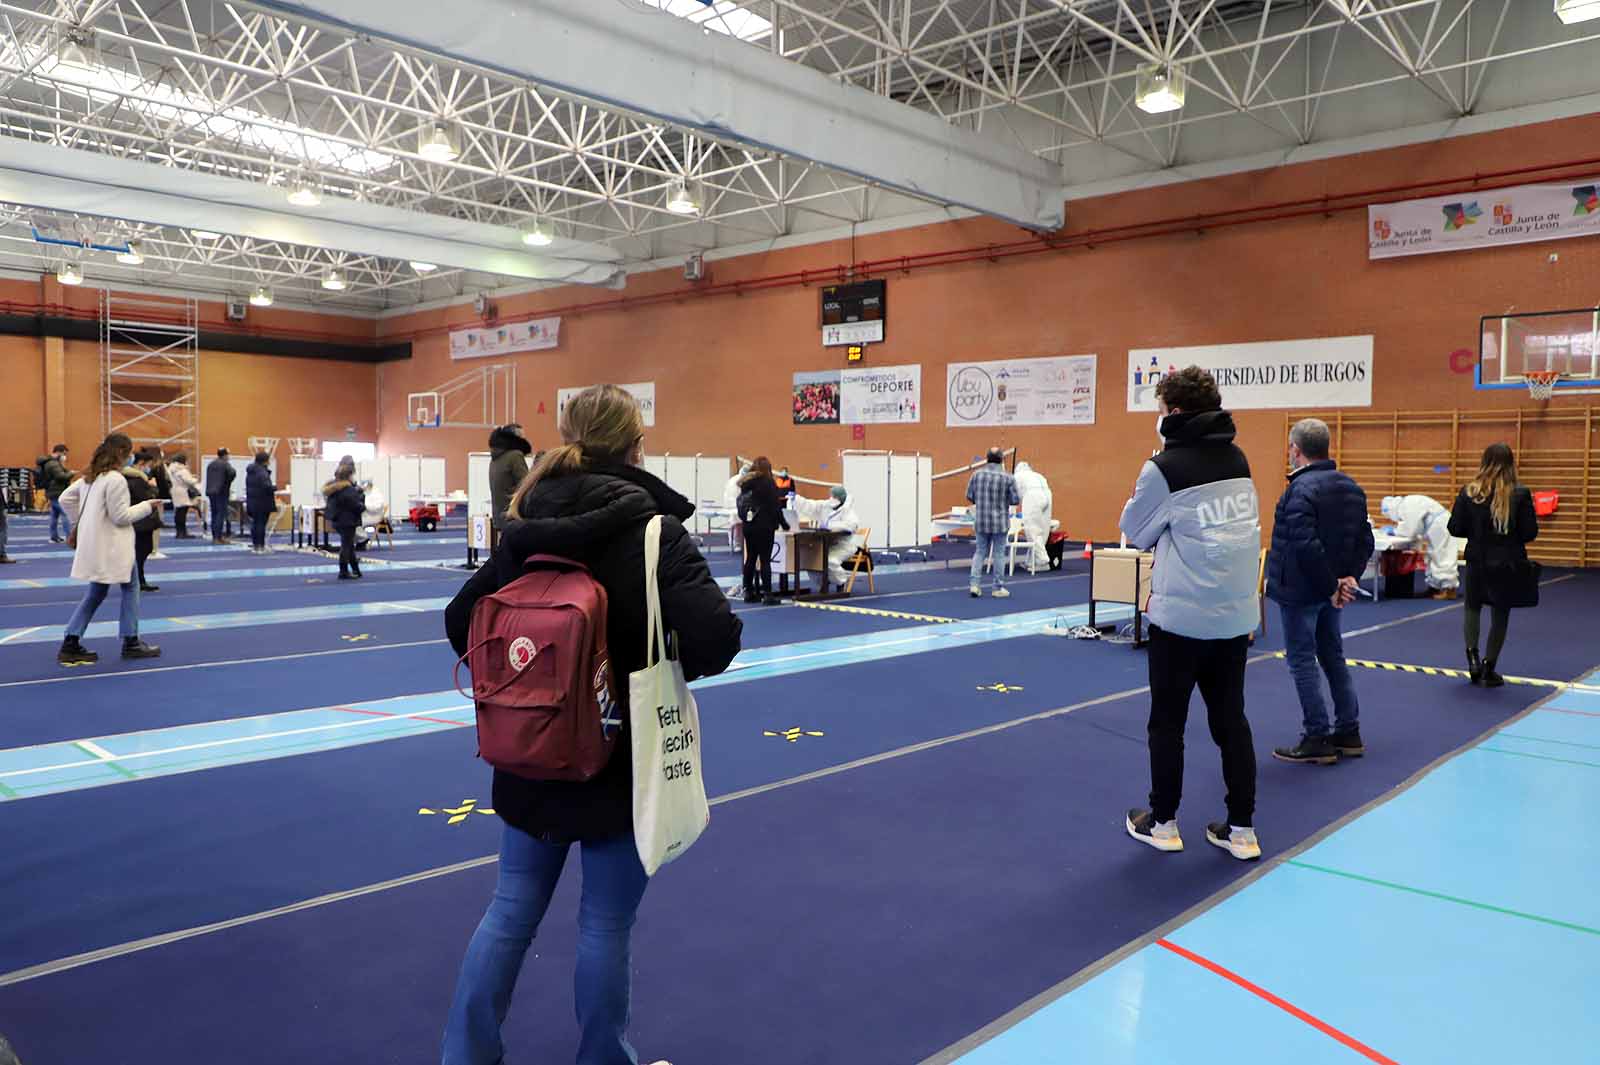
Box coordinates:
[2,4,1599,1065]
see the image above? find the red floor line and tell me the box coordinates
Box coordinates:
[332,705,471,728]
[1155,939,1400,1065]
[1545,707,1600,719]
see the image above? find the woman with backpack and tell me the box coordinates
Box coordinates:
[321,458,365,579]
[55,433,162,665]
[441,384,742,1065]
[738,455,789,605]
[1449,443,1539,688]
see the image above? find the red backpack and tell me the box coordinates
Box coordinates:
[454,555,620,781]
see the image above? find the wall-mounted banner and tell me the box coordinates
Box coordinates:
[1369,180,1600,260]
[842,364,921,424]
[945,355,1097,427]
[1126,336,1373,412]
[450,317,561,359]
[558,381,656,427]
[793,370,841,425]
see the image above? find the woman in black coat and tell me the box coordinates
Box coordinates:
[245,452,277,553]
[441,384,741,1065]
[737,455,790,605]
[321,458,366,579]
[126,449,164,592]
[1448,443,1538,687]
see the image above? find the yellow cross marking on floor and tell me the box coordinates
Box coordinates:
[977,683,1025,694]
[341,633,374,642]
[1271,654,1600,693]
[419,799,496,825]
[792,600,957,624]
[166,616,205,628]
[19,579,43,588]
[763,727,826,742]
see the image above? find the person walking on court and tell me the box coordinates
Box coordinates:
[55,433,162,665]
[167,452,202,538]
[245,451,277,553]
[41,444,72,542]
[321,458,365,579]
[1449,444,1539,687]
[205,447,235,543]
[738,456,789,605]
[0,476,13,564]
[488,423,533,531]
[1266,419,1375,766]
[966,447,1019,598]
[1119,367,1262,861]
[442,384,741,1065]
[146,446,172,560]
[125,449,164,593]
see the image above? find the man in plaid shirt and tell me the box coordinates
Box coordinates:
[966,448,1020,598]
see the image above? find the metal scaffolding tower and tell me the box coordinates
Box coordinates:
[101,290,200,458]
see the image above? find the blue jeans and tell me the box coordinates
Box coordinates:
[65,580,140,640]
[969,530,1007,590]
[442,826,650,1065]
[50,499,71,539]
[1279,600,1360,738]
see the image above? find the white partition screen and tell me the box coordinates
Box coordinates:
[842,452,891,549]
[643,455,668,481]
[420,457,447,497]
[468,452,492,517]
[915,454,934,545]
[693,456,731,533]
[888,455,920,549]
[356,458,391,509]
[389,456,422,504]
[289,456,323,508]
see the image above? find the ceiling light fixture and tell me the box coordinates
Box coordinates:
[249,285,274,307]
[417,121,461,163]
[115,240,144,265]
[56,261,84,286]
[287,177,322,207]
[1555,0,1600,23]
[1135,63,1186,114]
[410,261,438,273]
[520,219,554,247]
[191,229,222,241]
[321,269,347,292]
[666,178,702,216]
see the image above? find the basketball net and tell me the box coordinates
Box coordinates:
[1526,371,1560,402]
[288,438,319,458]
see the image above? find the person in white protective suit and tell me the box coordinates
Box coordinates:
[357,481,387,549]
[1381,494,1462,598]
[1013,461,1054,572]
[792,485,866,591]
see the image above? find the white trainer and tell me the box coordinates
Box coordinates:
[1206,823,1261,861]
[991,587,1011,599]
[1126,809,1183,852]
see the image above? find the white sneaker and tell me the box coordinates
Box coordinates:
[991,587,1010,599]
[148,551,168,560]
[1206,823,1261,861]
[1126,809,1183,852]
[969,587,981,598]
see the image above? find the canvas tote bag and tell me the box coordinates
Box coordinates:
[630,515,710,875]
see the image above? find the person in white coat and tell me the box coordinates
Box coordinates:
[1014,461,1053,572]
[792,485,865,590]
[56,433,163,665]
[357,481,388,548]
[1381,494,1462,598]
[166,453,203,539]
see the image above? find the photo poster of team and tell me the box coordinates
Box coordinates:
[792,365,921,425]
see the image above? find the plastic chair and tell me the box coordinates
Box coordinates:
[844,529,875,594]
[372,504,394,550]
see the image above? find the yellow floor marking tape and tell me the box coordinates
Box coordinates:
[791,600,958,625]
[1272,653,1600,693]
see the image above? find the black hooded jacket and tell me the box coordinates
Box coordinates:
[446,463,742,841]
[488,427,533,529]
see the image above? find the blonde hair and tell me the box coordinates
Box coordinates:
[1466,443,1518,534]
[507,384,644,519]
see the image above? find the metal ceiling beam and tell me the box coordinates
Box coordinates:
[242,0,1066,231]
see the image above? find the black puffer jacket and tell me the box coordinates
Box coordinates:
[1265,460,1374,605]
[445,463,742,842]
[488,427,533,529]
[322,479,366,530]
[246,461,277,517]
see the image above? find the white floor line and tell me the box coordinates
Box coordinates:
[0,625,43,645]
[0,638,451,689]
[73,739,120,762]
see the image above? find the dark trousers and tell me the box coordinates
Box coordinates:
[175,505,191,537]
[337,525,359,576]
[743,526,775,598]
[135,530,154,588]
[209,494,228,540]
[250,511,269,549]
[1146,625,1256,828]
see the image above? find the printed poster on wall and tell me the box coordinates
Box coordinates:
[450,316,561,359]
[1369,180,1600,260]
[1125,336,1373,412]
[557,381,655,427]
[944,355,1097,428]
[793,370,840,425]
[793,365,923,425]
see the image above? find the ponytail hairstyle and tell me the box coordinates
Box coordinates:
[507,384,644,520]
[85,433,134,483]
[1466,443,1518,534]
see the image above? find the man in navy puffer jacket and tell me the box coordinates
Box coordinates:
[1266,418,1375,765]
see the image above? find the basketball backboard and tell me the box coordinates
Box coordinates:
[407,391,442,429]
[1479,308,1600,395]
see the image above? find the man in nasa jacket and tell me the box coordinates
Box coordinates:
[1119,367,1263,863]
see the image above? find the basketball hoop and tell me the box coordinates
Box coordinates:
[407,390,443,430]
[247,436,280,459]
[1526,371,1561,402]
[288,438,319,458]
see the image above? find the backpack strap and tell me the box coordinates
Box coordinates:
[523,554,590,574]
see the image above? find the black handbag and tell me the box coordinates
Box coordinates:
[1484,559,1541,609]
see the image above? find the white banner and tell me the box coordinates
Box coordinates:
[841,364,921,424]
[557,381,656,427]
[945,355,1096,427]
[1369,180,1600,260]
[450,317,561,359]
[1126,336,1373,412]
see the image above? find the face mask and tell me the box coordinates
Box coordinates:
[1155,413,1166,444]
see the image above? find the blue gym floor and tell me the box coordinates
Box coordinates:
[0,513,1595,1065]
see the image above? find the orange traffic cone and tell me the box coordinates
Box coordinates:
[1082,540,1094,559]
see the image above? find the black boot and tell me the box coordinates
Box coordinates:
[0,555,16,564]
[121,637,161,660]
[1466,648,1484,685]
[58,636,97,665]
[1482,659,1505,688]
